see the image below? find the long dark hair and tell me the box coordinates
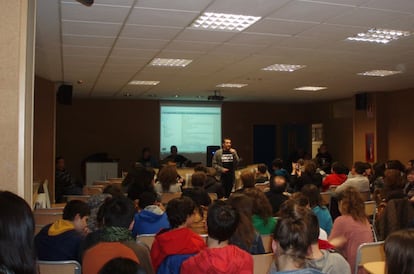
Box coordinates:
[228,194,256,249]
[385,229,414,274]
[0,191,36,274]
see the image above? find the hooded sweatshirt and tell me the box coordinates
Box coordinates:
[150,227,206,271]
[35,219,83,261]
[132,205,170,237]
[181,245,253,274]
[322,173,347,191]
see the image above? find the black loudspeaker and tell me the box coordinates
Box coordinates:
[57,85,72,105]
[206,146,220,167]
[355,93,368,110]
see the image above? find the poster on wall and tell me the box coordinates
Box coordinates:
[365,133,375,162]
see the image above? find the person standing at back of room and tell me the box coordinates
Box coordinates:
[212,138,240,198]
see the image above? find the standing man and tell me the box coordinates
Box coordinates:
[212,138,240,197]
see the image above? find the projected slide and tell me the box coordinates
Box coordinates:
[160,105,221,154]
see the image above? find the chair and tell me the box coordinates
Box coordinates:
[360,191,371,201]
[354,241,385,274]
[255,182,270,192]
[364,201,378,241]
[34,210,63,235]
[320,191,331,207]
[161,192,182,205]
[64,195,90,202]
[260,234,273,253]
[38,260,81,274]
[137,234,156,250]
[253,253,274,274]
[85,186,103,195]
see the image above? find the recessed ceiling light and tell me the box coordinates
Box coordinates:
[216,83,247,88]
[294,86,327,91]
[346,28,410,44]
[191,12,261,32]
[262,64,306,72]
[128,80,160,85]
[149,58,192,67]
[357,70,402,77]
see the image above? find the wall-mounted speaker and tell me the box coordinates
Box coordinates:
[57,84,72,105]
[355,93,368,110]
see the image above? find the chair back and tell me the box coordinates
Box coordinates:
[137,234,156,250]
[208,193,218,201]
[161,192,182,205]
[85,186,104,195]
[260,234,273,253]
[354,241,385,274]
[255,182,270,192]
[253,253,274,274]
[38,260,81,274]
[33,210,63,235]
[360,191,371,201]
[64,195,90,202]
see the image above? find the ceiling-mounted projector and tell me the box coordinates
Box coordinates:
[208,90,225,101]
[76,0,94,6]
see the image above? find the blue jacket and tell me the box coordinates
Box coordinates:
[132,205,170,237]
[312,206,333,235]
[157,253,195,274]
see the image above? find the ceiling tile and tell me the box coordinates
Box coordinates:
[164,40,220,52]
[121,24,182,39]
[176,28,238,42]
[127,7,198,27]
[229,32,289,46]
[62,34,116,47]
[62,45,111,56]
[61,2,131,23]
[361,0,414,14]
[134,0,212,12]
[62,20,122,36]
[115,38,169,49]
[206,0,291,17]
[111,47,159,59]
[247,19,318,36]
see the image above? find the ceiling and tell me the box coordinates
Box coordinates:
[35,0,414,102]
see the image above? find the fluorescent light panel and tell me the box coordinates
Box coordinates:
[216,83,247,88]
[191,12,261,32]
[294,86,327,91]
[128,80,160,85]
[262,64,306,72]
[347,28,410,44]
[150,58,192,67]
[358,70,402,77]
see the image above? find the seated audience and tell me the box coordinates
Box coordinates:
[266,175,289,215]
[316,144,333,174]
[35,200,90,261]
[335,162,370,194]
[163,145,190,167]
[154,165,182,194]
[255,163,269,183]
[322,162,348,191]
[99,258,147,274]
[138,147,159,168]
[290,160,323,192]
[244,187,276,235]
[190,171,207,188]
[384,229,414,274]
[228,194,265,254]
[404,168,414,199]
[380,169,405,202]
[132,191,170,237]
[0,191,36,274]
[329,187,373,273]
[55,156,83,203]
[82,196,154,274]
[199,166,225,199]
[181,201,253,273]
[270,209,323,273]
[271,158,289,181]
[150,197,206,272]
[123,166,156,201]
[371,162,386,195]
[301,184,333,235]
[182,187,211,234]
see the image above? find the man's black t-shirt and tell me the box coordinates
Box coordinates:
[221,150,234,172]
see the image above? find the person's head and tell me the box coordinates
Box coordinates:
[227,193,255,248]
[304,160,317,174]
[0,191,36,274]
[240,170,255,188]
[124,166,155,200]
[406,168,414,183]
[166,197,195,229]
[55,156,65,170]
[170,145,178,155]
[182,187,211,209]
[257,163,268,175]
[100,196,136,229]
[243,187,273,224]
[278,198,308,218]
[138,191,158,210]
[319,144,328,154]
[141,147,151,159]
[272,159,284,170]
[191,172,207,187]
[158,165,178,192]
[385,229,414,274]
[273,212,312,270]
[337,187,367,223]
[194,165,208,173]
[386,160,405,173]
[103,184,124,198]
[353,161,367,175]
[301,184,322,208]
[373,162,386,178]
[289,193,310,208]
[407,160,414,170]
[207,200,239,242]
[63,200,90,232]
[99,257,146,274]
[331,162,349,175]
[270,175,287,193]
[222,138,232,150]
[384,169,405,191]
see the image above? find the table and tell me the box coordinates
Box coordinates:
[363,261,385,274]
